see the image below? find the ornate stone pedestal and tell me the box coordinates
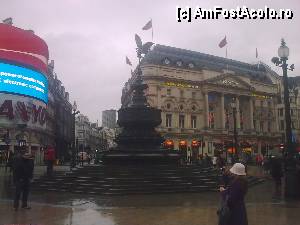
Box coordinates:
[103,68,180,165]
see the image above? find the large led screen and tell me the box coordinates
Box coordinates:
[0,62,48,103]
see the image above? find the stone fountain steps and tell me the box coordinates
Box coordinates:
[32,184,218,195]
[31,165,263,195]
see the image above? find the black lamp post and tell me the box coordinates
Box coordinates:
[71,101,80,169]
[4,129,10,152]
[272,39,298,198]
[230,98,239,162]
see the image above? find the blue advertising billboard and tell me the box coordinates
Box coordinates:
[0,62,48,103]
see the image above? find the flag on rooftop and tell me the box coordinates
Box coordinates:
[219,36,227,48]
[142,19,152,30]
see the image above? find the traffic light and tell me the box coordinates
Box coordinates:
[279,143,285,151]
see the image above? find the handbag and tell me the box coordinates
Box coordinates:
[217,195,231,225]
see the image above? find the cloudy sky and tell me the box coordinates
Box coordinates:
[1,0,299,123]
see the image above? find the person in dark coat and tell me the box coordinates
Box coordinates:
[5,150,14,172]
[204,153,212,167]
[12,151,34,210]
[217,155,226,170]
[219,163,248,225]
[270,157,283,196]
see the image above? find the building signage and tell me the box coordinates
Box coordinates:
[0,62,48,103]
[0,99,47,126]
[164,81,200,89]
[251,93,272,99]
[221,79,239,86]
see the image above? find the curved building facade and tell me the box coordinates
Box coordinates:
[0,22,51,163]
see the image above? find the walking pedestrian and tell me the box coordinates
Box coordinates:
[270,156,283,197]
[44,146,55,176]
[12,150,34,211]
[204,153,212,167]
[217,155,226,170]
[256,154,263,167]
[5,150,14,172]
[212,155,217,168]
[218,163,248,225]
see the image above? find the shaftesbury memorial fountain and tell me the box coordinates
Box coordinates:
[102,35,181,164]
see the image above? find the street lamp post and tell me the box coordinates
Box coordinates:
[230,99,239,162]
[4,129,10,152]
[272,39,298,198]
[71,101,80,170]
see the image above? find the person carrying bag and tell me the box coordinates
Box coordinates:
[217,194,231,225]
[218,163,248,225]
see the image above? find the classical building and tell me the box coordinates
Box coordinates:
[121,44,292,156]
[102,109,117,128]
[47,60,73,161]
[75,114,102,153]
[99,127,117,150]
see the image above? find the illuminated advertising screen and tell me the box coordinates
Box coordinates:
[0,62,48,103]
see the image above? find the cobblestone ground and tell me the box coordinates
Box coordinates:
[0,165,299,225]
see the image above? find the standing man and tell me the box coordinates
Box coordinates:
[12,150,34,210]
[5,150,14,172]
[45,146,55,176]
[270,156,283,197]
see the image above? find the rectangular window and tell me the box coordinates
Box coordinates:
[180,90,184,98]
[192,92,196,99]
[292,121,296,129]
[208,142,213,153]
[260,121,264,132]
[179,115,185,128]
[167,89,171,96]
[279,108,283,116]
[280,120,284,130]
[191,115,197,129]
[268,122,271,132]
[166,114,172,127]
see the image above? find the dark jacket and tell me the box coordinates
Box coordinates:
[221,177,248,225]
[13,155,34,182]
[270,158,283,179]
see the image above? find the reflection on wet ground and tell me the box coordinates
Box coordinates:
[1,166,300,225]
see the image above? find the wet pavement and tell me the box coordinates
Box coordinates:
[1,166,300,225]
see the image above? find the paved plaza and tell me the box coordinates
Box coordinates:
[0,166,300,225]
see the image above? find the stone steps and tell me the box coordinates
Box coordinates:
[31,165,263,195]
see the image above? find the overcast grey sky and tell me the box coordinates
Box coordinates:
[1,0,299,123]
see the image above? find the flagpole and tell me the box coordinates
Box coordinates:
[226,46,228,70]
[151,19,153,42]
[256,48,260,70]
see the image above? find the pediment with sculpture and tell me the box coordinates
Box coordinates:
[203,73,255,91]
